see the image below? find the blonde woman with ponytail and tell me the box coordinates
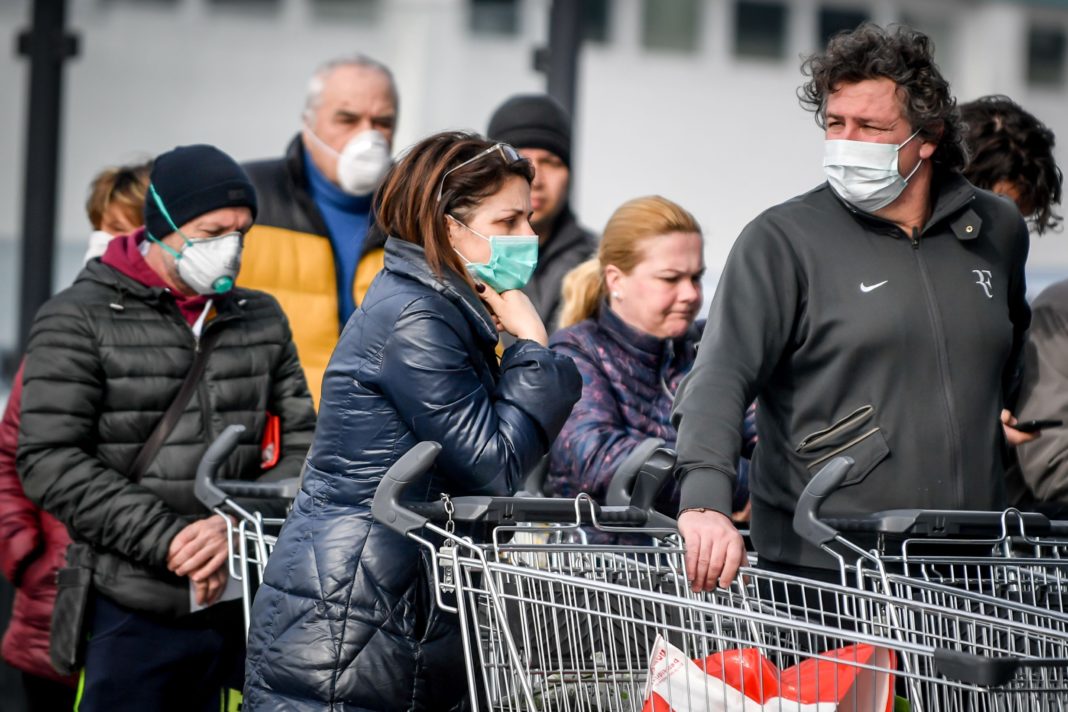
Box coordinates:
[546,196,755,541]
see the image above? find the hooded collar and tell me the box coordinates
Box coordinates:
[383,237,499,346]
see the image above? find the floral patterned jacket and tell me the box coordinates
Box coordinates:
[547,305,756,517]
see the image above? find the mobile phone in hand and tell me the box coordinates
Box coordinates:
[1014,418,1064,434]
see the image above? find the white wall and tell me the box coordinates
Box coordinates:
[1,0,1067,351]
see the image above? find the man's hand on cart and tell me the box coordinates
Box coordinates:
[677,508,748,590]
[167,514,232,587]
[191,565,229,607]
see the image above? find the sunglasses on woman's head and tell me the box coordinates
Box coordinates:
[435,143,522,203]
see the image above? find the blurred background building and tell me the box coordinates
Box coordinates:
[0,1,1067,707]
[0,0,1066,376]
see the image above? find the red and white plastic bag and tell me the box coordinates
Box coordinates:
[643,635,896,712]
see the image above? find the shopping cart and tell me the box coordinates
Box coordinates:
[791,456,1068,639]
[604,440,756,558]
[193,423,300,634]
[372,442,1068,711]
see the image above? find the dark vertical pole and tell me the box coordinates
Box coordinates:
[544,0,583,128]
[15,0,79,356]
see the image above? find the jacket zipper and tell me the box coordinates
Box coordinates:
[808,427,882,469]
[909,227,963,507]
[797,405,874,451]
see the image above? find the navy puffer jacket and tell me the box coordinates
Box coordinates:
[243,238,582,711]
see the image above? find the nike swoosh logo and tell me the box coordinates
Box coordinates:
[860,280,888,293]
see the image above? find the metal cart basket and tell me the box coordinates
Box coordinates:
[193,424,300,634]
[372,442,1068,712]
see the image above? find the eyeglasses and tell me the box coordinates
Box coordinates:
[436,142,522,203]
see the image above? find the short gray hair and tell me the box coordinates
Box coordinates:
[303,54,399,121]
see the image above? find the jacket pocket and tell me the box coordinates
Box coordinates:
[797,405,890,487]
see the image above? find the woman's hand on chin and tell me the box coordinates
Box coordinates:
[476,282,548,346]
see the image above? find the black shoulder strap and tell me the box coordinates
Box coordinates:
[128,328,223,484]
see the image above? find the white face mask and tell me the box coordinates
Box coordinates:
[172,232,244,295]
[84,230,114,263]
[823,129,923,213]
[304,126,392,196]
[146,184,244,295]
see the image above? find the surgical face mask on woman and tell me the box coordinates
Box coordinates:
[304,126,392,196]
[823,128,923,213]
[85,230,115,263]
[448,215,538,293]
[145,185,244,295]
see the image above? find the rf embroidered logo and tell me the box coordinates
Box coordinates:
[973,269,993,298]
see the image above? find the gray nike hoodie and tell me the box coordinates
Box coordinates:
[672,171,1031,568]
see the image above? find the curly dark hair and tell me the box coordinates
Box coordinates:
[960,96,1063,234]
[799,23,966,171]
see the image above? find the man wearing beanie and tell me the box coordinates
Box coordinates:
[488,93,597,332]
[239,55,399,407]
[17,144,316,712]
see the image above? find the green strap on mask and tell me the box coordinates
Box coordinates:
[145,183,193,260]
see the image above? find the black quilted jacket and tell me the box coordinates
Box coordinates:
[243,238,582,711]
[16,259,316,617]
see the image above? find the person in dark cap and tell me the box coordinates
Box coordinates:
[16,144,316,712]
[488,93,597,331]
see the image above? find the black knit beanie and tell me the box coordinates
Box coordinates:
[144,144,258,239]
[487,94,572,168]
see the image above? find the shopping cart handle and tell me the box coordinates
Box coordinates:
[823,509,1052,537]
[933,648,1068,687]
[402,496,654,527]
[194,424,247,509]
[371,441,443,535]
[792,456,854,546]
[605,440,677,529]
[605,438,666,506]
[212,477,301,502]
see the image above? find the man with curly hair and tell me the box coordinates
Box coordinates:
[672,23,1034,585]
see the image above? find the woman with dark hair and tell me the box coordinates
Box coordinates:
[243,131,582,711]
[960,95,1063,235]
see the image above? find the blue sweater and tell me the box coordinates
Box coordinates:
[303,148,373,324]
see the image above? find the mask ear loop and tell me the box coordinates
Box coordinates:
[302,123,342,158]
[897,129,926,184]
[897,128,923,150]
[145,184,194,260]
[447,214,493,266]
